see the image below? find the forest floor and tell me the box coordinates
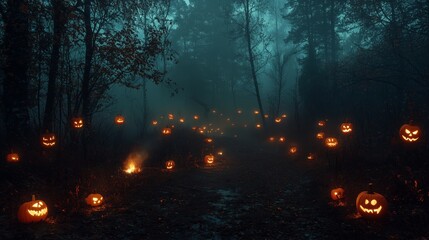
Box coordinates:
[1,136,428,239]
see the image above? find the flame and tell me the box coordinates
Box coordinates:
[123,151,146,174]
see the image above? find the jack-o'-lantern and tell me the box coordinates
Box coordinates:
[205,138,213,143]
[340,122,353,134]
[264,114,269,119]
[307,153,315,160]
[7,152,20,162]
[281,114,287,118]
[254,110,259,115]
[179,118,185,123]
[256,124,261,128]
[330,187,345,200]
[217,151,223,156]
[162,127,172,135]
[237,109,242,114]
[399,123,421,143]
[165,160,175,170]
[356,183,387,219]
[41,132,56,148]
[152,120,158,126]
[275,118,282,123]
[71,117,84,129]
[316,132,324,140]
[168,113,174,120]
[325,137,338,148]
[318,120,326,127]
[194,115,199,120]
[268,137,275,142]
[289,146,297,155]
[115,115,125,125]
[279,137,286,143]
[204,154,215,164]
[85,193,104,207]
[17,195,48,223]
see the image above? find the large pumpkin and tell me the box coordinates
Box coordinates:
[325,137,338,148]
[85,193,104,207]
[356,183,387,219]
[17,195,48,223]
[399,123,421,143]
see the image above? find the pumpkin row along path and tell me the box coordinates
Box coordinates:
[2,137,415,239]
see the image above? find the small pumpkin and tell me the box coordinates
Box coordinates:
[274,117,282,123]
[162,127,172,135]
[179,118,185,123]
[330,187,345,200]
[85,193,104,207]
[316,132,325,140]
[289,146,297,155]
[340,122,353,134]
[115,115,125,125]
[168,113,174,120]
[71,117,84,129]
[17,195,48,223]
[278,137,286,143]
[204,154,215,164]
[152,120,158,126]
[41,132,56,148]
[356,183,387,219]
[205,138,213,143]
[307,153,315,160]
[399,123,421,143]
[165,160,175,170]
[194,115,199,120]
[7,152,20,162]
[318,120,326,127]
[325,137,338,148]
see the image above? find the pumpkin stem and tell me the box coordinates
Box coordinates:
[32,195,35,201]
[368,183,374,194]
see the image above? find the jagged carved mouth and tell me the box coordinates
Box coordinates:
[359,205,382,214]
[28,207,48,216]
[401,135,419,142]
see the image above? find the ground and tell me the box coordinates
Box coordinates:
[1,135,428,239]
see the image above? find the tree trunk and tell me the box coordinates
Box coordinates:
[243,0,266,128]
[43,0,66,131]
[82,0,93,122]
[2,0,31,152]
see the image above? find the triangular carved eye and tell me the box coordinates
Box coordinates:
[365,199,369,204]
[405,129,411,134]
[412,130,418,134]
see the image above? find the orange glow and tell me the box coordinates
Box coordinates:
[162,128,172,135]
[289,146,297,154]
[279,137,286,142]
[318,120,325,127]
[254,110,259,115]
[316,132,324,139]
[115,115,125,125]
[194,115,199,120]
[152,120,158,126]
[179,118,185,123]
[275,118,282,123]
[168,114,174,120]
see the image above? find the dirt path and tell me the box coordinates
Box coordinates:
[3,137,425,239]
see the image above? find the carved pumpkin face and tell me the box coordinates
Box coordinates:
[72,117,84,129]
[399,124,421,143]
[318,120,326,127]
[85,193,104,207]
[179,118,185,123]
[356,186,387,219]
[115,115,125,125]
[275,118,282,123]
[289,146,297,155]
[279,137,286,143]
[268,137,275,142]
[307,153,315,160]
[340,123,353,134]
[162,127,172,135]
[330,188,345,200]
[168,113,174,120]
[7,152,19,162]
[17,195,48,223]
[316,132,325,139]
[41,133,56,147]
[205,138,213,143]
[325,137,338,148]
[152,120,158,126]
[204,154,215,164]
[256,124,261,128]
[194,115,199,120]
[165,160,175,170]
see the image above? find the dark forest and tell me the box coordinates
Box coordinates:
[1,0,429,239]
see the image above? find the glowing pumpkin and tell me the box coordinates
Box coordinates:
[356,183,387,219]
[179,118,185,123]
[264,114,269,119]
[204,154,215,164]
[256,124,262,128]
[168,114,174,120]
[279,137,286,143]
[162,127,172,135]
[152,120,158,126]
[399,123,421,143]
[268,137,275,142]
[6,152,19,162]
[318,120,326,127]
[254,110,259,115]
[194,115,199,120]
[165,160,175,170]
[275,118,282,123]
[115,115,125,125]
[316,132,325,140]
[325,137,338,148]
[205,138,213,143]
[281,114,287,118]
[289,146,297,155]
[71,117,84,129]
[237,109,242,114]
[85,193,104,207]
[340,122,353,134]
[17,195,48,223]
[307,153,315,160]
[41,132,56,148]
[330,187,345,200]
